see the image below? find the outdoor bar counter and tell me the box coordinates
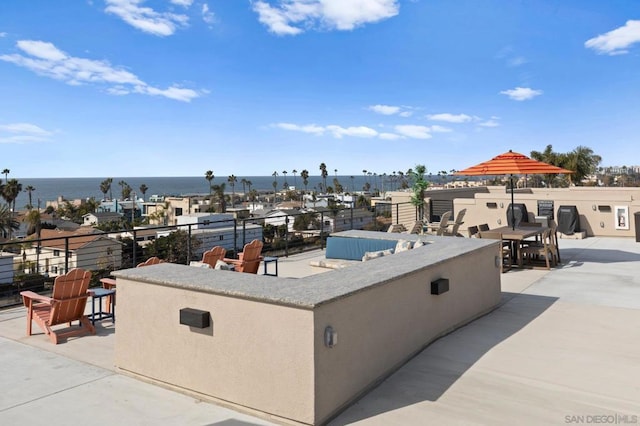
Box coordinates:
[113,232,501,425]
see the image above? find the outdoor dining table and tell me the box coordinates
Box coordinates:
[490,225,549,268]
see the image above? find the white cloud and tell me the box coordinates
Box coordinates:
[0,40,201,102]
[394,125,432,139]
[273,122,325,135]
[326,125,378,138]
[379,132,401,140]
[429,125,452,133]
[0,32,7,38]
[273,122,382,139]
[369,104,400,115]
[202,3,215,25]
[499,87,542,101]
[426,113,472,123]
[478,117,500,127]
[368,104,413,117]
[252,0,399,36]
[478,121,499,128]
[274,122,381,139]
[274,121,447,140]
[105,0,189,36]
[170,0,193,6]
[0,122,53,144]
[585,20,640,55]
[141,85,200,102]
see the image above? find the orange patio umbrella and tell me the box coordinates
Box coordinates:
[454,150,573,229]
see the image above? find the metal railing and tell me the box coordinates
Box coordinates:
[0,204,412,309]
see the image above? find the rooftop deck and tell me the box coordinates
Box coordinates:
[1,236,640,425]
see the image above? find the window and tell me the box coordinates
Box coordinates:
[219,235,224,241]
[175,208,183,216]
[53,250,60,256]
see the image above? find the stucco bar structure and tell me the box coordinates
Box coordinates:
[113,231,501,425]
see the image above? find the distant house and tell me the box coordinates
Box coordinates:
[117,227,159,247]
[0,253,16,284]
[313,208,375,233]
[264,209,303,233]
[82,211,122,226]
[176,213,236,230]
[24,229,122,276]
[160,213,263,257]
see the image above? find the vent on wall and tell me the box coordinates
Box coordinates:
[486,202,498,209]
[598,205,612,212]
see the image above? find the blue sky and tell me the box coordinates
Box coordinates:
[1,1,639,178]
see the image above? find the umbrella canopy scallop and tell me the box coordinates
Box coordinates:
[454,150,573,176]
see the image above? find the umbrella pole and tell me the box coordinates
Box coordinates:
[510,175,516,230]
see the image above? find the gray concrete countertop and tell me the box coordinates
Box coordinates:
[113,233,496,309]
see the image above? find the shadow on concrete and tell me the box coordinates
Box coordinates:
[206,420,266,426]
[330,292,558,425]
[560,248,640,264]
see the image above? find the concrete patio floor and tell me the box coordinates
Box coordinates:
[1,237,639,425]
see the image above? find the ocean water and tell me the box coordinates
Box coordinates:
[8,175,382,210]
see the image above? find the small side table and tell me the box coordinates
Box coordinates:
[88,288,116,325]
[100,278,116,313]
[263,256,278,276]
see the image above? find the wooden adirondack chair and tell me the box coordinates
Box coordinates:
[136,256,163,267]
[443,208,467,237]
[20,268,96,344]
[223,239,264,274]
[201,246,227,268]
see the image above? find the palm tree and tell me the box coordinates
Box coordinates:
[2,178,22,214]
[2,168,9,183]
[139,184,149,202]
[100,179,111,201]
[118,180,129,200]
[24,185,36,209]
[319,163,328,193]
[212,183,227,212]
[205,170,214,198]
[106,178,113,200]
[227,175,237,208]
[241,178,248,202]
[300,169,309,208]
[272,171,278,201]
[409,165,429,219]
[563,146,601,186]
[25,208,42,271]
[25,208,41,236]
[292,169,298,190]
[282,170,288,189]
[0,204,19,239]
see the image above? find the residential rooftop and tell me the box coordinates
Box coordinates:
[1,236,639,425]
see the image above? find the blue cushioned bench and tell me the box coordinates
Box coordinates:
[325,236,399,261]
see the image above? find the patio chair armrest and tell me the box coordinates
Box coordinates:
[20,291,54,306]
[222,258,242,266]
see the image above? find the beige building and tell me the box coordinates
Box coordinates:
[23,229,122,276]
[389,186,640,238]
